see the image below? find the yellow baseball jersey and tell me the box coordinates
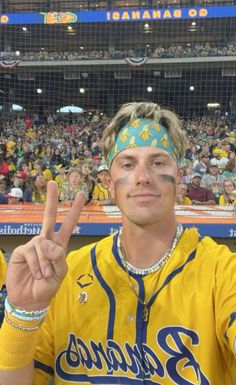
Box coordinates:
[0,249,6,290]
[92,182,111,201]
[34,228,236,384]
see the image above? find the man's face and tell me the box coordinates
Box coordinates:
[209,166,219,176]
[110,147,181,227]
[98,170,110,185]
[8,196,19,204]
[35,174,46,189]
[202,155,209,165]
[191,176,201,187]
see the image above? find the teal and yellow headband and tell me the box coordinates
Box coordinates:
[107,117,179,168]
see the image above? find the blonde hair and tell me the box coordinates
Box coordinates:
[68,167,83,177]
[102,101,187,163]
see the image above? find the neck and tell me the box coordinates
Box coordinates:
[121,219,178,269]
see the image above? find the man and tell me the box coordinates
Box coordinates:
[193,151,210,176]
[210,148,229,169]
[91,164,113,205]
[0,102,236,385]
[200,164,226,204]
[4,187,23,204]
[187,172,216,205]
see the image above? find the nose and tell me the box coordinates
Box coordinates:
[135,164,151,185]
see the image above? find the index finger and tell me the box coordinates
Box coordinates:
[41,180,59,239]
[55,191,85,249]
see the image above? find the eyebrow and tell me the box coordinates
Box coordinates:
[116,153,171,161]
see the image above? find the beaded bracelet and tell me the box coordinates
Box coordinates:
[5,296,48,321]
[4,310,44,331]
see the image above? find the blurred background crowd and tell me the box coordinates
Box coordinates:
[0,111,235,208]
[2,42,236,62]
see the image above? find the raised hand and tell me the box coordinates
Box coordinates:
[6,181,85,311]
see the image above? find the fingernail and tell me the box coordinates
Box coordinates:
[36,270,43,280]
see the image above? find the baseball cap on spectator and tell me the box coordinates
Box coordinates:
[200,152,210,158]
[212,148,221,155]
[4,188,23,199]
[97,164,109,173]
[191,173,202,179]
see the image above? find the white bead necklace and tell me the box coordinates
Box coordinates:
[117,223,183,276]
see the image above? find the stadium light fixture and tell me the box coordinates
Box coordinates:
[144,23,149,29]
[80,46,84,50]
[68,26,73,31]
[15,51,20,56]
[37,88,42,94]
[80,88,85,94]
[22,27,27,32]
[147,86,153,92]
[207,103,220,108]
[189,86,195,91]
[191,22,196,26]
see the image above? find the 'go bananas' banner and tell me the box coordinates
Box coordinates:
[1,6,236,25]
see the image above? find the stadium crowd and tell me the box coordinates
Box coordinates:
[2,42,236,62]
[0,111,235,207]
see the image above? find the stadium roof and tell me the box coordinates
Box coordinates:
[1,0,234,13]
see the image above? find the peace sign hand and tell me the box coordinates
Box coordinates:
[6,181,85,311]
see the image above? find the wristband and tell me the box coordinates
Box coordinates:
[0,311,42,370]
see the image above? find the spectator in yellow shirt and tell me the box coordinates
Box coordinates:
[31,160,53,182]
[176,182,192,205]
[6,135,16,155]
[91,164,114,205]
[219,179,236,206]
[0,249,6,291]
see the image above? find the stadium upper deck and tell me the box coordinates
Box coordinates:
[0,0,236,13]
[0,1,236,118]
[1,1,236,13]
